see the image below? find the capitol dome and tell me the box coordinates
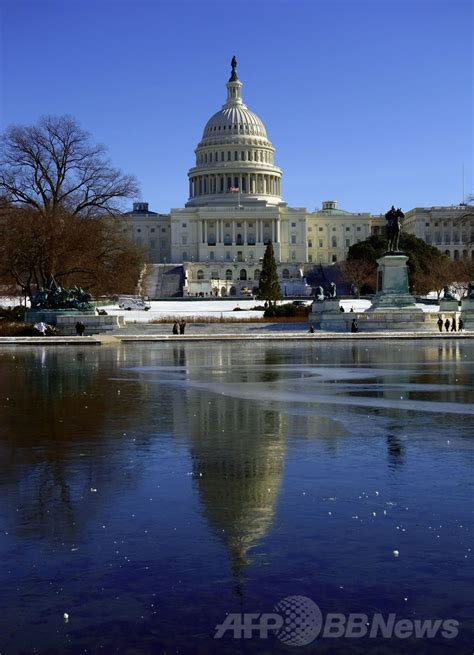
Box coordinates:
[186,57,283,207]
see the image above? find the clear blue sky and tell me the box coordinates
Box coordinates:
[0,0,472,214]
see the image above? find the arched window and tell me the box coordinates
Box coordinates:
[230,286,237,296]
[197,269,205,280]
[240,269,247,280]
[225,269,233,280]
[236,233,243,246]
[282,269,290,279]
[454,250,459,260]
[221,287,227,297]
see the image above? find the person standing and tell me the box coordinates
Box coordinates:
[437,316,443,332]
[351,318,359,333]
[451,316,457,332]
[444,318,450,332]
[179,319,186,335]
[458,317,464,332]
[172,322,179,335]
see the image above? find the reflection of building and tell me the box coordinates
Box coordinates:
[121,59,474,296]
[165,346,288,574]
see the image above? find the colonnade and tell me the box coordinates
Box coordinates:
[199,218,280,245]
[189,173,281,198]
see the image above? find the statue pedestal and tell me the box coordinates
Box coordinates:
[461,298,474,330]
[25,309,122,334]
[369,254,419,310]
[439,299,459,313]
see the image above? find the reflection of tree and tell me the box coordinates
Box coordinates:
[387,432,405,468]
[0,348,144,541]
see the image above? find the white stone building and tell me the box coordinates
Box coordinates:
[403,205,474,261]
[120,60,473,297]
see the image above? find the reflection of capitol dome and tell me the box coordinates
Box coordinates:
[188,396,287,575]
[186,57,283,207]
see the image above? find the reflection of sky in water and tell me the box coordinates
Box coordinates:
[0,341,472,654]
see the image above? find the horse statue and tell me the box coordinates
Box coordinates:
[385,205,404,252]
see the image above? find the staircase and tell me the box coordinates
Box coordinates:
[145,264,184,298]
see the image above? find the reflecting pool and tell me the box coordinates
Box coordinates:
[0,340,473,654]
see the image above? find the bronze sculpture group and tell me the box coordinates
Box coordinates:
[31,275,94,312]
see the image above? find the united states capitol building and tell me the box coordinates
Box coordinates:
[123,59,473,298]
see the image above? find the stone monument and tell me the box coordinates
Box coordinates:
[25,275,121,334]
[460,282,474,330]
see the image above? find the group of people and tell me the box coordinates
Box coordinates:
[172,319,187,335]
[437,315,464,333]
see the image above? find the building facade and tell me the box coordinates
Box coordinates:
[121,61,473,296]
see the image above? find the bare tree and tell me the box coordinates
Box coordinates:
[0,206,146,299]
[0,115,139,216]
[336,259,376,297]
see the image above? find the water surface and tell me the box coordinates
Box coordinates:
[0,340,473,654]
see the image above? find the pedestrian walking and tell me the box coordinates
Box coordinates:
[75,321,85,336]
[451,316,457,332]
[172,322,179,335]
[458,317,464,332]
[444,318,450,332]
[351,318,359,333]
[179,319,186,335]
[309,324,315,333]
[437,316,443,332]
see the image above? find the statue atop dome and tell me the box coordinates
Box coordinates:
[229,55,238,81]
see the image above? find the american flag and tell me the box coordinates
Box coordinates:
[229,187,240,193]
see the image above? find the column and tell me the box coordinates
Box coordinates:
[244,220,247,245]
[271,219,275,242]
[276,218,280,242]
[232,221,236,245]
[204,220,207,244]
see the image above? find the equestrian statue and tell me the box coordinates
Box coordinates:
[385,205,405,252]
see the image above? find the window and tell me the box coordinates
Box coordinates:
[254,269,260,280]
[345,227,350,232]
[332,237,337,248]
[291,235,296,244]
[182,236,187,245]
[182,252,187,260]
[332,255,337,263]
[291,222,296,227]
[197,270,205,280]
[210,251,215,260]
[161,239,167,248]
[319,239,323,247]
[211,271,218,279]
[225,251,231,260]
[308,255,313,262]
[345,239,350,247]
[182,223,187,228]
[151,228,155,233]
[225,269,233,280]
[162,228,167,233]
[282,269,290,279]
[137,228,141,233]
[240,269,247,280]
[356,227,361,232]
[319,227,323,232]
[308,240,312,248]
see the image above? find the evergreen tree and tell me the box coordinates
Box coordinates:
[257,241,281,303]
